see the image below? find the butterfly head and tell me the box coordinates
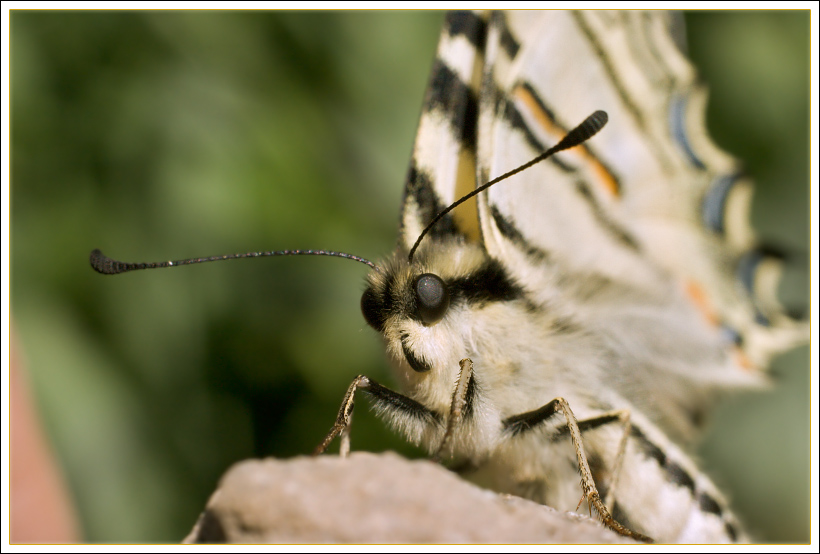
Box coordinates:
[360,237,526,401]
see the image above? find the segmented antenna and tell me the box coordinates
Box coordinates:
[90,248,379,275]
[408,110,608,262]
[91,111,607,275]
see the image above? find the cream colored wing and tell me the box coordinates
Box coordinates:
[471,11,805,439]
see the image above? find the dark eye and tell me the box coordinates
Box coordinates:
[360,286,383,331]
[414,273,449,325]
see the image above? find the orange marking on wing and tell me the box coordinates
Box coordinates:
[513,85,564,137]
[588,159,620,197]
[684,279,719,327]
[684,280,756,372]
[732,347,756,372]
[513,85,620,197]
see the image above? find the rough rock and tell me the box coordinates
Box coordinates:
[183,451,636,544]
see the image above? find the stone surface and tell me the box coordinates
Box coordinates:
[183,452,636,544]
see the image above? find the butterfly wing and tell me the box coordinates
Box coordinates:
[399,11,488,251]
[400,10,805,443]
[362,11,807,540]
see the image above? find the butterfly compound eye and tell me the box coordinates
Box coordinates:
[414,273,449,325]
[360,287,384,331]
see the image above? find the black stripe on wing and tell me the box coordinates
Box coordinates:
[424,60,480,152]
[491,11,521,59]
[444,10,487,49]
[401,11,487,241]
[403,162,459,240]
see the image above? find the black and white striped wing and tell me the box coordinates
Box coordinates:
[400,11,805,442]
[399,11,487,250]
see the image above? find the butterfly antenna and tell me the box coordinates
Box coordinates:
[408,110,608,262]
[90,248,379,275]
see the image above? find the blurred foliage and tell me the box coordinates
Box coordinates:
[10,11,809,542]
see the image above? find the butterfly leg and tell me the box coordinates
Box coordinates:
[432,358,474,462]
[503,399,651,543]
[560,410,633,510]
[312,375,441,457]
[590,411,631,511]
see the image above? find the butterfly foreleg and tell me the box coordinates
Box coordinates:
[432,358,474,462]
[502,399,651,543]
[312,375,441,457]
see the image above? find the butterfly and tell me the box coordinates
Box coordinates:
[72,10,808,540]
[303,11,808,543]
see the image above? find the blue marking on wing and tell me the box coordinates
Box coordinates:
[669,95,706,170]
[702,174,739,234]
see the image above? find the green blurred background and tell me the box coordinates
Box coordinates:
[10,11,809,542]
